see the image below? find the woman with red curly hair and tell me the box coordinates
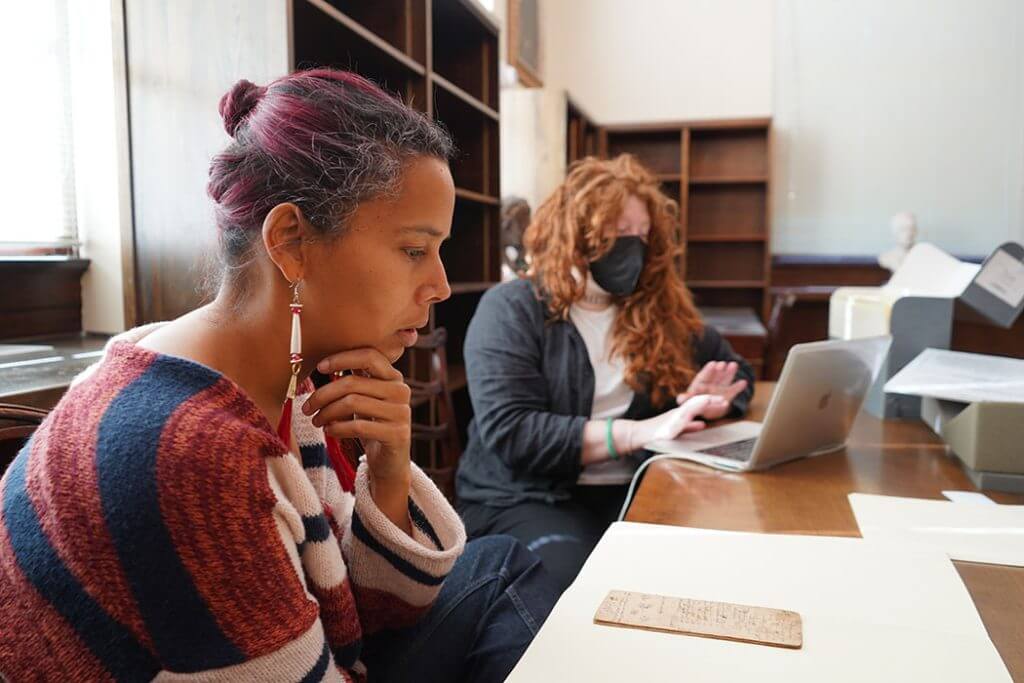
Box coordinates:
[456,154,755,592]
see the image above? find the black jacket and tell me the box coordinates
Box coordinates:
[455,278,755,507]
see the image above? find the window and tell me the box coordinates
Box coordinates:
[0,0,77,254]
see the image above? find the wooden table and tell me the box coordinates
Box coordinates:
[0,333,109,409]
[626,382,1024,681]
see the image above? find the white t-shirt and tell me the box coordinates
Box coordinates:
[568,302,634,420]
[569,277,639,486]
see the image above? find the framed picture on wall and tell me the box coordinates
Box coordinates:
[508,0,542,87]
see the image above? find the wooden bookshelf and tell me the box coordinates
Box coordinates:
[567,97,598,164]
[603,128,683,175]
[688,234,767,243]
[454,187,501,205]
[123,1,497,491]
[293,0,429,112]
[590,118,773,321]
[689,176,767,185]
[292,0,501,478]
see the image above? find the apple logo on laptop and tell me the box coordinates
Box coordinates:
[818,391,832,411]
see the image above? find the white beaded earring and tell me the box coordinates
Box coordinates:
[276,279,303,445]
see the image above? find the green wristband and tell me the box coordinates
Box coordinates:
[606,418,621,461]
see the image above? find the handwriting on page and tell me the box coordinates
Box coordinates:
[594,590,803,649]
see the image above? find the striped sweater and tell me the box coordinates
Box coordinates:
[0,329,466,681]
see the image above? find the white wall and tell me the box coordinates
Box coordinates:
[772,0,1024,256]
[492,0,570,209]
[68,0,133,333]
[541,0,774,124]
[534,0,1024,258]
[501,88,568,210]
[500,0,773,217]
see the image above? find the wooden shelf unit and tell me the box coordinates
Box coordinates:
[593,118,773,321]
[454,187,501,205]
[689,176,767,185]
[293,0,428,112]
[292,0,501,476]
[567,97,598,164]
[431,0,499,112]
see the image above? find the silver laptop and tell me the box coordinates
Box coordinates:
[645,336,892,472]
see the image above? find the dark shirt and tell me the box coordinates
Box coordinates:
[455,278,755,507]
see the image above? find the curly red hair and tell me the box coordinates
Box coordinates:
[523,154,703,405]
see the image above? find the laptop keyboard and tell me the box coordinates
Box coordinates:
[698,437,758,462]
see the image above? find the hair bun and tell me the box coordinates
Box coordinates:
[219,79,265,137]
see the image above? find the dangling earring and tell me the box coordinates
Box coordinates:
[276,279,303,446]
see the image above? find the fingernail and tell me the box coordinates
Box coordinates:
[301,401,311,415]
[317,360,329,373]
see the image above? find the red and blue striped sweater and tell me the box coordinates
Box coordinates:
[0,327,466,681]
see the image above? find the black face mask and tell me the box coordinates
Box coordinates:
[589,236,647,297]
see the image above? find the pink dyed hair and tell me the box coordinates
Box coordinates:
[206,69,452,285]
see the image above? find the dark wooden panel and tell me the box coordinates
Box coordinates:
[293,0,424,95]
[0,260,89,339]
[687,242,766,282]
[605,130,682,174]
[567,99,598,165]
[432,289,485,369]
[125,0,289,323]
[321,0,418,59]
[433,85,497,194]
[1,386,67,410]
[688,184,767,238]
[725,334,765,380]
[660,180,681,206]
[441,199,489,283]
[0,309,82,341]
[485,102,500,196]
[771,255,889,287]
[689,128,768,180]
[485,205,501,282]
[952,301,1024,359]
[0,260,89,312]
[432,0,496,106]
[766,256,890,378]
[764,256,1024,378]
[724,334,765,363]
[690,287,764,312]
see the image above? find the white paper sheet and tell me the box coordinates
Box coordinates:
[508,523,1010,682]
[849,493,1024,567]
[883,348,1024,404]
[942,490,998,506]
[884,242,981,298]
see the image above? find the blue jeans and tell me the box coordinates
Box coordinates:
[361,535,558,683]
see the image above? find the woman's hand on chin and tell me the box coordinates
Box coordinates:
[303,347,413,534]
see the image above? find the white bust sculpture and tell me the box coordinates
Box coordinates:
[878,211,919,272]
